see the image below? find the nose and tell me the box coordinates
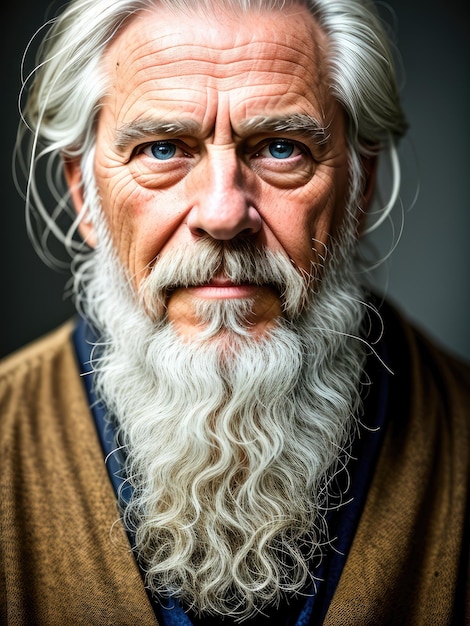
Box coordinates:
[187,148,262,240]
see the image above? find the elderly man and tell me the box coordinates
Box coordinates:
[1,0,469,624]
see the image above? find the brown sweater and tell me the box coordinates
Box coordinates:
[1,310,469,625]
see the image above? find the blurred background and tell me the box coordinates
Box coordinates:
[1,0,469,360]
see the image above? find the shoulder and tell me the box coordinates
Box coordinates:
[380,298,470,402]
[0,320,84,450]
[328,300,470,623]
[370,296,470,478]
[378,297,470,500]
[0,320,76,381]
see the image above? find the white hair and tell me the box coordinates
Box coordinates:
[16,0,407,268]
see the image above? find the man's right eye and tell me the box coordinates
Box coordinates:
[143,141,178,160]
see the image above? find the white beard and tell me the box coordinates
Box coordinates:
[74,169,368,621]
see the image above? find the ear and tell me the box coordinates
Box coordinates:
[63,157,97,248]
[357,154,378,235]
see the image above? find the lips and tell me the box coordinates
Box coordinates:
[186,279,258,300]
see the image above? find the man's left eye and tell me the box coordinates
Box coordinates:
[258,139,300,160]
[143,141,178,160]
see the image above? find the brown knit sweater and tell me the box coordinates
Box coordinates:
[1,308,469,625]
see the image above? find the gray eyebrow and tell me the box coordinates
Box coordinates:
[114,119,201,151]
[113,113,330,151]
[239,114,330,144]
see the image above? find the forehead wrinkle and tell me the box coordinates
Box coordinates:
[114,34,323,86]
[127,56,314,93]
[131,32,319,63]
[102,7,335,151]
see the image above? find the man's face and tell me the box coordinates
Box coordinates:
[83,3,351,338]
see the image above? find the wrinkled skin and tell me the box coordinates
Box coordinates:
[67,4,359,338]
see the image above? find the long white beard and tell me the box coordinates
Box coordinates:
[75,178,368,620]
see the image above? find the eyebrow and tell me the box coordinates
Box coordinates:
[114,119,201,151]
[113,113,330,151]
[239,114,330,144]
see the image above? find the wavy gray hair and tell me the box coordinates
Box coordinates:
[17,0,407,267]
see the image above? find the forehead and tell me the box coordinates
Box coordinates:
[100,4,334,131]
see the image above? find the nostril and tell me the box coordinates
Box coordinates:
[187,199,262,241]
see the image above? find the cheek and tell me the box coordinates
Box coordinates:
[95,172,140,262]
[96,167,190,284]
[259,180,344,273]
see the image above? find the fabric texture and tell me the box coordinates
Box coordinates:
[0,321,158,626]
[1,303,469,625]
[323,304,470,625]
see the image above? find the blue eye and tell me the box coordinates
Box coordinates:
[150,141,177,160]
[268,140,295,159]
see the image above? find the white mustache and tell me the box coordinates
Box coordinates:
[139,238,312,320]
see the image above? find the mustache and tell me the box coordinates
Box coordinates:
[138,238,312,320]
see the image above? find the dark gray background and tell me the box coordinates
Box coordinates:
[2,0,469,361]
